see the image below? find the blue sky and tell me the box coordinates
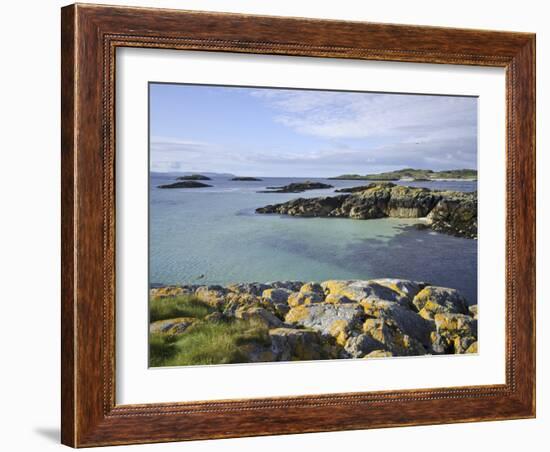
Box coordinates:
[149,83,477,177]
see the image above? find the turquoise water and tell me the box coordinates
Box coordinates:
[150,175,478,305]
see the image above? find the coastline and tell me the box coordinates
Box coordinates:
[149,278,478,367]
[256,182,478,239]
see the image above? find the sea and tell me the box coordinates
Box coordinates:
[149,174,478,305]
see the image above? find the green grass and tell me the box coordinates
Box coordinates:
[149,295,215,322]
[149,318,270,367]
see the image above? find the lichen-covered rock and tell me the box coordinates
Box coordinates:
[226,282,270,296]
[465,341,478,353]
[322,280,408,304]
[364,350,393,358]
[150,285,195,299]
[149,317,196,335]
[300,282,324,294]
[269,328,336,361]
[434,312,478,354]
[427,193,477,239]
[430,331,452,354]
[361,299,435,347]
[225,291,261,305]
[287,291,324,307]
[151,279,475,362]
[453,335,477,354]
[221,295,264,317]
[194,285,228,307]
[285,303,365,343]
[262,288,292,304]
[369,278,426,301]
[362,318,427,356]
[435,312,477,335]
[413,286,468,320]
[324,293,354,304]
[344,334,385,358]
[266,281,304,291]
[261,288,293,317]
[384,185,442,218]
[256,194,348,217]
[320,280,354,296]
[238,343,276,363]
[234,306,284,328]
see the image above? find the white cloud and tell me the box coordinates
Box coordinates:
[149,90,477,176]
[251,89,477,142]
[150,136,209,154]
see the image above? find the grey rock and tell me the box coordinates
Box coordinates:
[413,286,468,319]
[344,334,385,358]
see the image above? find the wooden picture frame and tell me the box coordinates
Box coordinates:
[61,3,535,447]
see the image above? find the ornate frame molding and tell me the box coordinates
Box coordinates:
[62,4,535,447]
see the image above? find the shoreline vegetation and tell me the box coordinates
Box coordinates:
[329,168,477,181]
[256,182,477,239]
[149,279,478,367]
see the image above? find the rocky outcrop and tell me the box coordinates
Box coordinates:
[176,174,211,181]
[258,181,334,193]
[413,286,468,320]
[158,181,212,189]
[256,183,477,238]
[150,278,478,364]
[269,328,339,361]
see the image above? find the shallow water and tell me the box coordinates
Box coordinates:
[149,175,478,305]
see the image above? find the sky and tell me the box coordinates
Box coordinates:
[149,83,478,177]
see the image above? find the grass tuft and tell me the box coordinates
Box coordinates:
[149,295,214,322]
[149,318,270,367]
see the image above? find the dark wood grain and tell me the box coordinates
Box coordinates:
[61,3,536,447]
[60,5,76,447]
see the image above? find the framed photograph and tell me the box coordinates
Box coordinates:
[61,3,535,447]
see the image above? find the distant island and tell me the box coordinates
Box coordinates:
[158,181,212,189]
[258,181,334,193]
[176,174,211,181]
[231,176,263,181]
[329,168,477,181]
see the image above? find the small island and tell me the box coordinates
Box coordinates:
[158,181,212,189]
[231,176,263,181]
[258,181,334,193]
[330,168,477,181]
[176,174,211,181]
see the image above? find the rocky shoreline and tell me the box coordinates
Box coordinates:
[150,278,478,365]
[256,182,477,239]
